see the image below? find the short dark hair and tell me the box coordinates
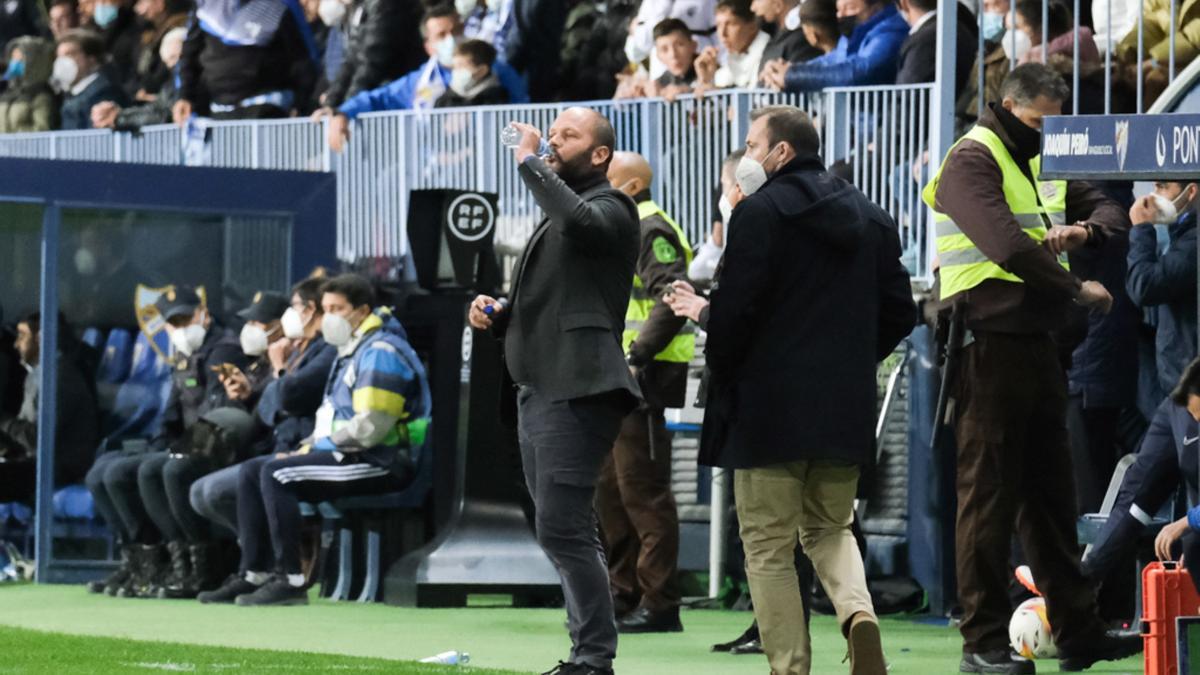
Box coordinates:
[292,276,326,309]
[455,38,496,68]
[715,0,756,23]
[1172,358,1200,406]
[999,62,1070,106]
[908,0,938,14]
[1015,0,1071,39]
[800,0,837,27]
[58,29,104,60]
[652,18,692,41]
[321,274,376,310]
[749,105,821,156]
[421,3,458,37]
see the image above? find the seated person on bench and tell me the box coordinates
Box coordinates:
[198,273,431,606]
[1082,357,1200,593]
[0,312,99,503]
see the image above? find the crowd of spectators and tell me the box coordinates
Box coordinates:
[0,0,1184,136]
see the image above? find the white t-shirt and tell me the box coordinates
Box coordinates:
[627,0,718,79]
[714,30,770,88]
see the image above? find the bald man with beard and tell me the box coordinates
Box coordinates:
[469,108,641,675]
[593,151,693,635]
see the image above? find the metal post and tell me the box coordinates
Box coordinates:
[1137,0,1145,111]
[1042,0,1050,62]
[708,468,728,599]
[1170,0,1177,82]
[34,202,60,584]
[1073,0,1081,114]
[977,9,985,120]
[931,0,958,284]
[1105,0,1112,113]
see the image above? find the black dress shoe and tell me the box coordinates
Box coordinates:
[1058,629,1142,671]
[729,638,764,655]
[541,662,613,675]
[616,606,682,634]
[959,649,1035,674]
[712,622,759,652]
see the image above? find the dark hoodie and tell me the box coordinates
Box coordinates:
[699,154,916,469]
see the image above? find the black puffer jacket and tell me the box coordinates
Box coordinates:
[322,0,425,108]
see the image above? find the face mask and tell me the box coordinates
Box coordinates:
[624,35,648,66]
[281,307,308,339]
[450,67,474,95]
[784,6,801,31]
[485,0,502,10]
[981,12,1005,41]
[318,0,346,26]
[1152,188,1193,224]
[321,312,355,347]
[94,3,119,27]
[171,319,206,357]
[434,35,457,67]
[735,145,778,196]
[4,59,23,80]
[51,56,78,92]
[837,16,858,37]
[718,194,733,227]
[1001,29,1032,63]
[455,0,477,18]
[240,324,269,357]
[74,248,97,275]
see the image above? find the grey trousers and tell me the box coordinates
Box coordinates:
[517,386,625,671]
[189,464,242,537]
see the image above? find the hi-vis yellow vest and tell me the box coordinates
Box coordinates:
[623,200,696,364]
[923,125,1069,300]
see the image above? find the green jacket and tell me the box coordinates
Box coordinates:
[0,36,57,133]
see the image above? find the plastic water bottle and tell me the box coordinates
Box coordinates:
[419,651,470,665]
[501,123,550,157]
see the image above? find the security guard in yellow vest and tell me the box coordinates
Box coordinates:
[923,64,1138,674]
[597,151,692,634]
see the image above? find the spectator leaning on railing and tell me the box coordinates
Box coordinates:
[0,37,59,132]
[760,0,908,92]
[326,4,527,152]
[55,29,129,129]
[695,0,769,90]
[624,0,717,82]
[91,26,184,129]
[614,18,698,100]
[172,0,319,123]
[751,0,823,81]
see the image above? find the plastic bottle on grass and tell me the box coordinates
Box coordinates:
[419,651,470,665]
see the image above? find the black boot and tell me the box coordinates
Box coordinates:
[185,542,223,594]
[87,545,134,595]
[127,544,167,598]
[959,649,1034,674]
[156,541,194,599]
[115,545,156,598]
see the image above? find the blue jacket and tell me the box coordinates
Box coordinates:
[255,335,337,454]
[61,71,130,130]
[339,57,528,119]
[783,4,909,92]
[1067,228,1139,409]
[312,308,431,460]
[1127,211,1198,398]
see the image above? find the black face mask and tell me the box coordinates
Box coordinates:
[993,103,1042,162]
[837,16,858,37]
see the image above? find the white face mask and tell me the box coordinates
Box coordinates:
[318,0,347,26]
[51,55,78,92]
[321,312,355,347]
[240,324,269,357]
[281,307,308,340]
[1152,187,1194,224]
[434,35,458,67]
[736,145,778,196]
[171,316,207,357]
[455,0,477,18]
[485,0,502,10]
[718,194,733,228]
[74,248,97,276]
[1001,29,1032,63]
[450,67,474,95]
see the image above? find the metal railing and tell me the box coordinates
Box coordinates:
[0,86,935,278]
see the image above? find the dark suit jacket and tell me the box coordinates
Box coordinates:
[895,6,978,93]
[60,72,129,130]
[497,157,641,408]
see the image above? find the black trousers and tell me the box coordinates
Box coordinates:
[236,452,403,575]
[517,386,624,671]
[84,451,163,544]
[1066,397,1123,516]
[0,458,35,503]
[138,453,216,543]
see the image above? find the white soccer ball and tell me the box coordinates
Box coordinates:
[1009,597,1058,659]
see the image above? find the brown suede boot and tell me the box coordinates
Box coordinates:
[847,612,887,675]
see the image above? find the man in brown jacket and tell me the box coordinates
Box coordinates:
[925,63,1140,674]
[596,151,690,634]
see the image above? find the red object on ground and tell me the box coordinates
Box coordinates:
[1142,561,1200,675]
